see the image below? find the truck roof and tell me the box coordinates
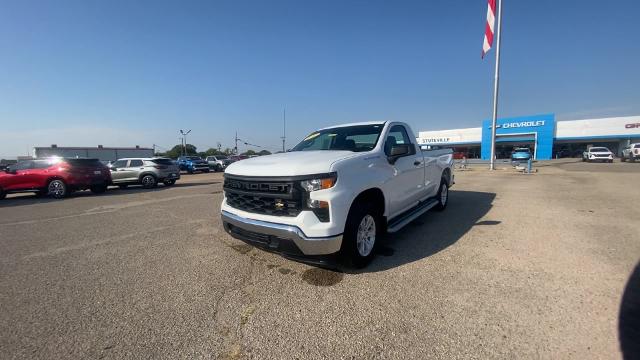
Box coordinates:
[317,121,387,130]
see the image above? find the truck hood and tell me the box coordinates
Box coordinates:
[224,151,359,177]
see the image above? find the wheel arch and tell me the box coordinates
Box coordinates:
[138,172,157,182]
[347,188,386,227]
[441,168,452,186]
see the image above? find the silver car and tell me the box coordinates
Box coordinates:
[109,158,180,189]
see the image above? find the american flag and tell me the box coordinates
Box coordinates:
[482,0,496,58]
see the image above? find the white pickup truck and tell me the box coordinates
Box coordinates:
[220,121,453,267]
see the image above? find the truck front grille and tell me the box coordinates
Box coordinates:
[223,176,303,217]
[225,192,301,216]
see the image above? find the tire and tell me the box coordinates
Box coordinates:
[163,179,176,186]
[118,184,129,189]
[188,169,194,174]
[341,201,381,268]
[47,179,67,199]
[0,188,5,200]
[140,174,157,189]
[621,156,626,162]
[90,184,107,194]
[215,165,223,172]
[204,169,210,173]
[582,157,586,162]
[631,156,636,163]
[435,178,449,211]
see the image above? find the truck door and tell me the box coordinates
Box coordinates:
[384,125,425,216]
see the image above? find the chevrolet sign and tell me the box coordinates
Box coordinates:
[499,120,546,129]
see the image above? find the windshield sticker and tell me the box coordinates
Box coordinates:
[304,132,320,141]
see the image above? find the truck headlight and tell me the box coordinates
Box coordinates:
[300,175,336,192]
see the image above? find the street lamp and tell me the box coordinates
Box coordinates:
[179,129,192,156]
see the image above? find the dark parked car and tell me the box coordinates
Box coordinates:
[0,158,111,199]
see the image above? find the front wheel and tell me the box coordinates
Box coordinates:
[341,202,380,268]
[47,179,67,199]
[141,175,157,189]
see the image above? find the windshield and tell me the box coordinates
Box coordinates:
[590,147,609,152]
[151,158,174,165]
[291,124,384,152]
[64,159,104,168]
[514,148,530,153]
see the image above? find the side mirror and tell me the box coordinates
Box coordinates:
[387,144,411,164]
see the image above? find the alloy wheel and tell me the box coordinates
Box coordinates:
[48,180,66,198]
[356,214,376,257]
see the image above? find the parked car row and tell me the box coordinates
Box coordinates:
[0,154,253,200]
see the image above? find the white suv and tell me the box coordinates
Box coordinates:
[582,147,614,163]
[621,143,640,162]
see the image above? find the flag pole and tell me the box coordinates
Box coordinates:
[489,0,503,170]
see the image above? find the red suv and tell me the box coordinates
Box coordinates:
[0,158,112,200]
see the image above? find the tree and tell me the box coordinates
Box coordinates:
[258,150,272,156]
[242,149,257,156]
[204,148,225,156]
[162,144,197,159]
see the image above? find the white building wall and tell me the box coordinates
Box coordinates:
[555,116,640,139]
[417,127,482,145]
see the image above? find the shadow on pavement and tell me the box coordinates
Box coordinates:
[353,190,497,273]
[619,261,640,360]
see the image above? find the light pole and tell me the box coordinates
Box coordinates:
[180,129,192,156]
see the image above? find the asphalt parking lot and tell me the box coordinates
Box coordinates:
[1,161,639,359]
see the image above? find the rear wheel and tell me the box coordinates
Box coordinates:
[141,174,157,189]
[435,178,449,211]
[47,179,67,199]
[163,179,176,186]
[341,202,380,268]
[622,156,627,162]
[0,188,6,200]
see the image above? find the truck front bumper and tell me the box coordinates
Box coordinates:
[221,210,342,256]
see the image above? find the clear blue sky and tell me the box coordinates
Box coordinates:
[0,0,638,157]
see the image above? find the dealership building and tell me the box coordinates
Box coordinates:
[417,114,640,160]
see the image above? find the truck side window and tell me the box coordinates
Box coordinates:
[385,125,412,156]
